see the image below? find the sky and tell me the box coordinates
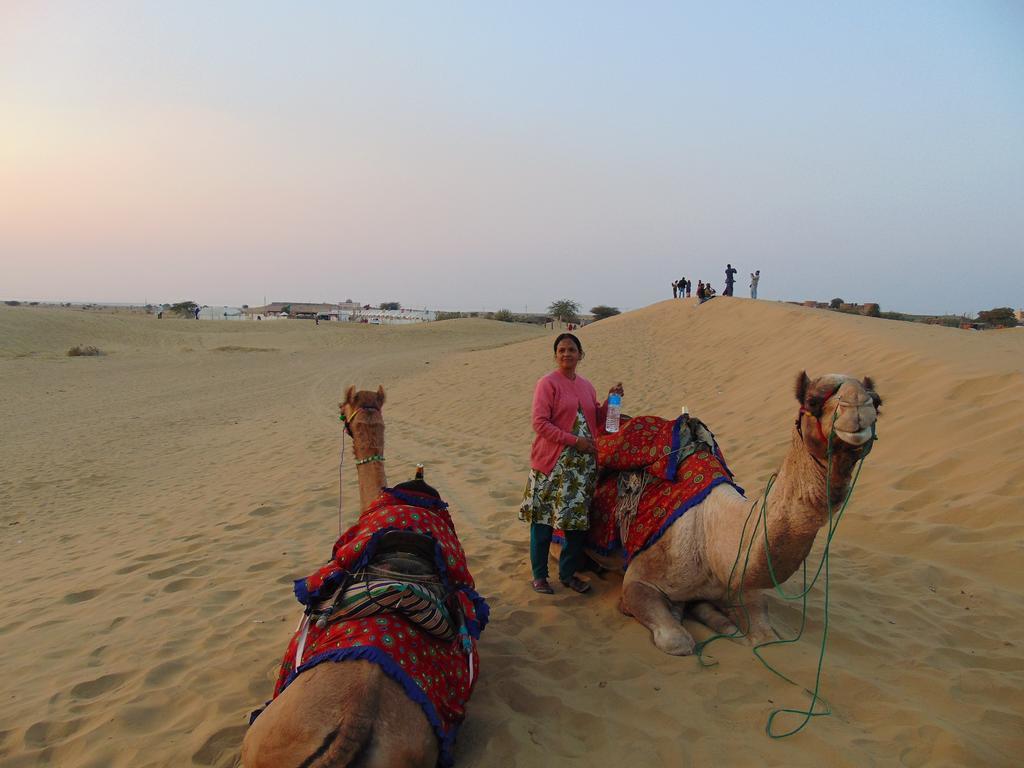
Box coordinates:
[2,1,1022,316]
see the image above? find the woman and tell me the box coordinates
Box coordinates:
[519,333,624,594]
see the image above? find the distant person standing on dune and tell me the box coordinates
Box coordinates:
[750,270,760,299]
[671,280,678,299]
[724,264,737,296]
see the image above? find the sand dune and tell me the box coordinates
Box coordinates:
[1,300,1021,767]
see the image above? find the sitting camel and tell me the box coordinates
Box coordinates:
[587,372,881,655]
[243,386,487,768]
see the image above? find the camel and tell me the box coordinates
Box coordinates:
[588,372,882,656]
[242,385,440,768]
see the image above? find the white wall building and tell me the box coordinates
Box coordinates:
[350,308,437,324]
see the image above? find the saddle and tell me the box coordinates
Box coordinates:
[310,528,459,641]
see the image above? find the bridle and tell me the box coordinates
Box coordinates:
[340,404,386,466]
[796,386,877,465]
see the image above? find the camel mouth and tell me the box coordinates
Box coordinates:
[834,426,874,446]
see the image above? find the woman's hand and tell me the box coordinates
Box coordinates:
[575,436,597,455]
[608,382,624,397]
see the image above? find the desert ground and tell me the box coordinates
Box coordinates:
[1,300,1022,768]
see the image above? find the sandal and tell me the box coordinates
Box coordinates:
[531,578,554,594]
[560,576,592,594]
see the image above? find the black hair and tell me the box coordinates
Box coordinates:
[552,333,583,355]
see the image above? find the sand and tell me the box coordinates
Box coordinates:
[1,301,1022,768]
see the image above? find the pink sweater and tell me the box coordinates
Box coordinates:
[530,370,608,474]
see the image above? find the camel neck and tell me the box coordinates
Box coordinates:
[355,460,387,514]
[723,429,840,591]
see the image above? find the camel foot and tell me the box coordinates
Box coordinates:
[652,626,696,656]
[621,580,697,655]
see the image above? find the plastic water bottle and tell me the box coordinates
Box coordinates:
[605,393,622,433]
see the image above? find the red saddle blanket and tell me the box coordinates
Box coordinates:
[573,415,744,565]
[271,488,488,768]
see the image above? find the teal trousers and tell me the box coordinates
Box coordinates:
[531,523,586,582]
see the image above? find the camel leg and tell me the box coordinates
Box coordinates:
[722,590,775,645]
[621,579,696,656]
[689,601,740,636]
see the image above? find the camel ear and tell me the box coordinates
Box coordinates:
[863,376,882,409]
[376,385,386,408]
[795,371,811,404]
[343,385,356,405]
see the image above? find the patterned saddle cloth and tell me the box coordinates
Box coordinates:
[581,414,745,566]
[270,488,489,768]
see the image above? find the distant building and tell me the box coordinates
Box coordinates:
[243,302,362,321]
[350,307,437,324]
[1016,309,1024,323]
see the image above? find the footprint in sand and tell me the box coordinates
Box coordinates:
[23,718,84,748]
[63,588,102,604]
[144,659,188,687]
[192,724,248,766]
[148,559,201,580]
[249,506,276,517]
[114,561,148,575]
[163,578,200,593]
[70,672,129,700]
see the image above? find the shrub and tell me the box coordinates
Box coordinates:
[590,305,621,321]
[170,301,198,317]
[829,298,844,309]
[4,300,21,306]
[67,345,103,356]
[492,309,514,322]
[976,307,1018,328]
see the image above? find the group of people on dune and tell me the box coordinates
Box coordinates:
[672,265,761,302]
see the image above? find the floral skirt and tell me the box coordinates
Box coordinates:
[518,409,597,531]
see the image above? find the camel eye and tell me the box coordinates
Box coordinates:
[806,396,824,416]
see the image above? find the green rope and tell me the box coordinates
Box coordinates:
[695,410,876,738]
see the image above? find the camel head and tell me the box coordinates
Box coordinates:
[795,372,881,462]
[340,385,386,452]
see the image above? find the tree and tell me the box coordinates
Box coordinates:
[829,298,844,309]
[170,301,198,317]
[590,305,620,321]
[380,302,401,310]
[492,309,514,322]
[548,299,580,324]
[976,307,1018,327]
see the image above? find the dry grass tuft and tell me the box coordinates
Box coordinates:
[67,345,103,357]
